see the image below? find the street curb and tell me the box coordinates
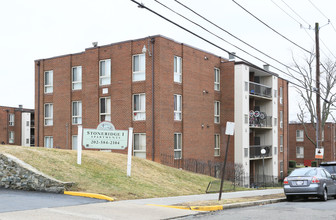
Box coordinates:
[148,197,286,212]
[64,191,114,201]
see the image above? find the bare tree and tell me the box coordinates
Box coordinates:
[290,52,336,146]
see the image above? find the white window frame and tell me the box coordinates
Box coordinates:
[214,68,220,91]
[174,133,182,159]
[9,114,14,126]
[44,103,53,126]
[99,59,111,86]
[296,130,304,142]
[44,136,53,149]
[214,134,220,156]
[133,93,146,121]
[280,111,283,129]
[9,131,14,144]
[296,146,304,158]
[174,94,182,121]
[279,86,283,104]
[132,54,146,82]
[174,56,182,83]
[72,135,78,150]
[44,70,53,94]
[72,101,82,125]
[214,101,220,124]
[99,97,111,122]
[72,66,82,90]
[133,133,146,159]
[280,135,283,152]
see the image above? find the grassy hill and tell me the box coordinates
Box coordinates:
[0,145,217,200]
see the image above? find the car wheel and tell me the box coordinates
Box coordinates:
[320,188,328,201]
[286,195,294,201]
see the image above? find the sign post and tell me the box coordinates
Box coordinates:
[77,125,83,165]
[127,127,134,177]
[219,122,235,201]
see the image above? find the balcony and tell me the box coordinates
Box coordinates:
[249,82,272,98]
[249,111,272,128]
[250,145,272,159]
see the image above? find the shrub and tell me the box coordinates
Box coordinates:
[311,161,317,167]
[289,160,296,168]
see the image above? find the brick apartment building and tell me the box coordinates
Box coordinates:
[289,122,336,166]
[34,35,288,183]
[0,105,35,146]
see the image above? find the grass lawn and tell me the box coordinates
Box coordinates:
[0,145,221,200]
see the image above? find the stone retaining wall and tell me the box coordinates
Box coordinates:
[0,153,73,193]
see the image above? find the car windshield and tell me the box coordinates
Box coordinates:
[290,168,317,177]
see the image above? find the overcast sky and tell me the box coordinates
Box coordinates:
[1,0,336,121]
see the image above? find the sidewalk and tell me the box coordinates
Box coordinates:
[0,189,285,220]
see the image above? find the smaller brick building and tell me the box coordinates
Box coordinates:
[289,122,336,165]
[0,105,35,146]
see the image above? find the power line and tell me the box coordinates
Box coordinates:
[281,0,311,27]
[130,0,334,106]
[271,0,302,27]
[171,0,331,92]
[156,0,304,83]
[231,0,312,55]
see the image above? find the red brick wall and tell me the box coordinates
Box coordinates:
[289,122,336,164]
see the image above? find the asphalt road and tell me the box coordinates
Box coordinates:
[0,188,107,213]
[181,197,336,220]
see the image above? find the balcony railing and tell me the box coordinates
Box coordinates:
[250,145,272,159]
[249,82,272,98]
[249,114,272,128]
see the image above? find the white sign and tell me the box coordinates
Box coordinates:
[83,129,128,149]
[225,122,235,136]
[315,148,324,159]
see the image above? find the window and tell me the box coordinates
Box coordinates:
[133,94,146,121]
[72,66,82,90]
[296,130,304,142]
[100,97,111,122]
[133,54,145,81]
[279,87,283,104]
[44,70,53,93]
[72,101,82,125]
[44,103,53,126]
[99,59,111,85]
[72,135,78,150]
[214,101,220,123]
[244,148,249,158]
[273,117,277,126]
[174,56,182,83]
[274,146,277,155]
[274,89,277,98]
[174,133,182,159]
[296,146,304,158]
[244,114,248,124]
[280,111,283,128]
[214,134,220,156]
[244,81,249,92]
[174,94,182,121]
[9,114,14,126]
[44,136,53,148]
[280,161,284,179]
[133,133,146,159]
[214,68,220,91]
[280,135,283,152]
[9,131,14,144]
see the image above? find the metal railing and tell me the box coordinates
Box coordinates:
[249,115,272,128]
[249,145,272,159]
[249,82,272,98]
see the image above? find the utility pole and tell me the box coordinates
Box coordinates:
[315,22,321,152]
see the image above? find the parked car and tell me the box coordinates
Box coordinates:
[320,161,336,175]
[283,167,336,201]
